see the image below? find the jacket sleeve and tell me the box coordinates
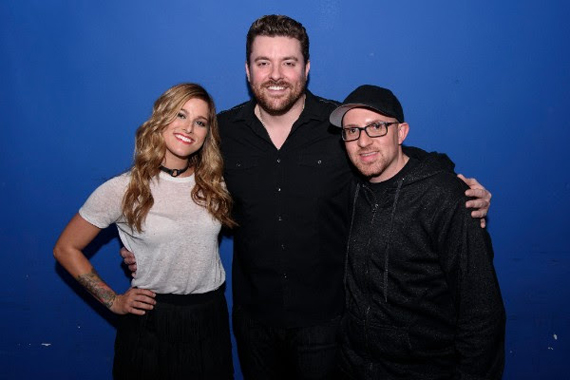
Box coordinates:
[436,192,506,380]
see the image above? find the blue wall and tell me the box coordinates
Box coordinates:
[1,1,569,378]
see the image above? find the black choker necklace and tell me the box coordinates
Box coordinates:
[159,164,190,177]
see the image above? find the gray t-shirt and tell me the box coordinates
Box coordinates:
[79,171,225,295]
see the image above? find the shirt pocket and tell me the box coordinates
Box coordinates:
[223,156,261,202]
[295,152,348,198]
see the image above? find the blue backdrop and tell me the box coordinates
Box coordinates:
[1,1,569,379]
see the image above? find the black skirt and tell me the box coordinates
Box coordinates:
[113,286,233,380]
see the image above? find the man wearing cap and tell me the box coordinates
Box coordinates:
[330,85,505,379]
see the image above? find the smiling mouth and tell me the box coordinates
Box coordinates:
[264,81,289,92]
[174,133,194,144]
[358,151,379,162]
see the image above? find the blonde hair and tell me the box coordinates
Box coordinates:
[122,83,235,231]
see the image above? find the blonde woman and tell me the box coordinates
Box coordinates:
[54,83,235,379]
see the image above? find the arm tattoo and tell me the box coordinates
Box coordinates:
[77,268,117,309]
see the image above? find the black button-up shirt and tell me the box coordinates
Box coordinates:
[219,91,354,327]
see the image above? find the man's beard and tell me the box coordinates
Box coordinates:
[348,150,387,180]
[251,79,306,116]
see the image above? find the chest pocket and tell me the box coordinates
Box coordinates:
[295,153,347,197]
[223,156,261,200]
[226,157,258,171]
[298,154,328,168]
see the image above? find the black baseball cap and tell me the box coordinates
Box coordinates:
[330,85,405,127]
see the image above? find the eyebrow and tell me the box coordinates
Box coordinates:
[193,114,210,121]
[179,108,209,120]
[254,56,300,62]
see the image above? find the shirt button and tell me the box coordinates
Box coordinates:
[278,216,283,222]
[281,244,286,250]
[283,273,288,279]
[276,158,281,163]
[277,187,281,192]
[317,159,322,164]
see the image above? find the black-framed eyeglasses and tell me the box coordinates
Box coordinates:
[341,121,399,142]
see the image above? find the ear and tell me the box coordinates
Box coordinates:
[398,122,409,145]
[305,60,311,78]
[245,62,251,83]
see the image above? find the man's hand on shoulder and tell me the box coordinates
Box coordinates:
[457,174,491,229]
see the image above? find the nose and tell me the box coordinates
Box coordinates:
[269,64,283,81]
[182,122,193,134]
[356,129,373,147]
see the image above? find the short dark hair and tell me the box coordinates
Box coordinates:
[246,15,310,65]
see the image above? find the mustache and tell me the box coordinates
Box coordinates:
[356,149,379,155]
[262,80,290,87]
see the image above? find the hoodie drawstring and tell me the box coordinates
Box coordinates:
[382,177,404,302]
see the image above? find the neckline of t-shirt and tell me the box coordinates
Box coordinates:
[158,171,195,183]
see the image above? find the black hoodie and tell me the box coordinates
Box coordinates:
[340,146,505,380]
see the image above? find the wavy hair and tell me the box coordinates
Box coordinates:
[122,83,235,231]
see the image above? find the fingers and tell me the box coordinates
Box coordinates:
[459,174,492,198]
[119,247,137,277]
[465,187,491,201]
[128,299,155,313]
[128,307,147,316]
[464,181,491,217]
[457,173,482,189]
[468,207,488,229]
[459,174,492,206]
[457,173,481,190]
[116,288,156,315]
[458,174,490,229]
[129,289,156,308]
[466,192,490,218]
[120,247,136,264]
[123,256,135,265]
[456,173,469,184]
[134,288,156,298]
[469,208,486,218]
[466,198,489,214]
[119,247,129,258]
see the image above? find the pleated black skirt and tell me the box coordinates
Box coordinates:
[113,286,233,380]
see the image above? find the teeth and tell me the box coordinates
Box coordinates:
[268,86,285,90]
[175,134,192,143]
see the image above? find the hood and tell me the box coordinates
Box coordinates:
[400,146,456,186]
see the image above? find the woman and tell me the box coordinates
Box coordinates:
[54,83,235,379]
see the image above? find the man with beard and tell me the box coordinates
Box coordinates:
[122,15,492,379]
[329,85,505,379]
[217,15,492,379]
[217,15,354,379]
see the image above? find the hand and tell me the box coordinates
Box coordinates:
[110,287,156,315]
[120,247,137,277]
[457,174,491,228]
